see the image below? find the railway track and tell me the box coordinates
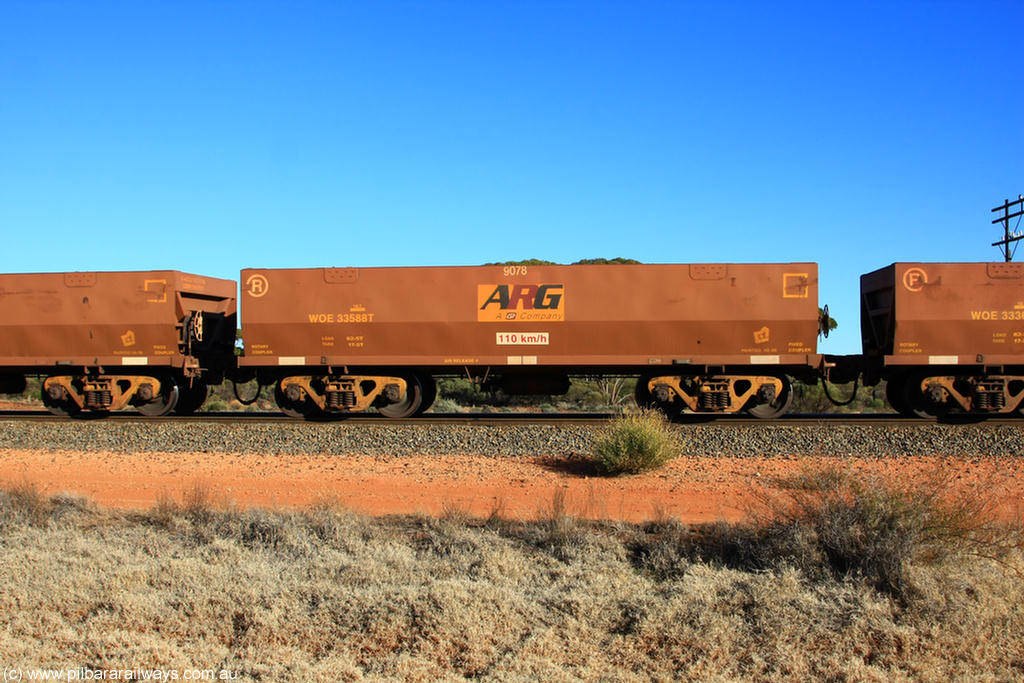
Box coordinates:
[1,408,1022,427]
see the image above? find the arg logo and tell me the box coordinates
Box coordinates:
[477,284,565,322]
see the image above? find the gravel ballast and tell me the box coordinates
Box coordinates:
[1,418,1022,458]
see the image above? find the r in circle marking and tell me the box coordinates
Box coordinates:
[246,274,270,297]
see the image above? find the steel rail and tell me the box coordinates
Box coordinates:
[0,409,1021,427]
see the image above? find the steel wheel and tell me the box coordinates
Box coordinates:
[174,379,209,415]
[885,377,917,417]
[900,374,945,418]
[378,375,423,418]
[415,374,437,415]
[41,382,80,417]
[634,377,654,409]
[136,377,180,416]
[274,384,318,419]
[747,377,793,419]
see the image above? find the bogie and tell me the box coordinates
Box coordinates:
[639,374,794,419]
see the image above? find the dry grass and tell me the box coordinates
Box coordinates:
[1,472,1023,682]
[747,465,1024,600]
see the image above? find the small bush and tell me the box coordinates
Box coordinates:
[201,398,228,412]
[590,409,679,475]
[427,397,462,414]
[747,467,1024,600]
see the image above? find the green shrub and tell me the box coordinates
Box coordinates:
[590,410,680,475]
[427,397,462,414]
[201,398,228,412]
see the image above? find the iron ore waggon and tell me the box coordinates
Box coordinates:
[853,262,1024,417]
[4,260,1023,419]
[0,271,237,415]
[238,263,822,418]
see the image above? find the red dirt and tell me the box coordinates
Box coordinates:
[0,401,35,410]
[2,449,1023,523]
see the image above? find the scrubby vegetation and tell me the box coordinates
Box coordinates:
[1,470,1022,681]
[646,468,1024,602]
[428,377,637,414]
[590,409,680,475]
[791,378,889,413]
[484,257,641,266]
[747,468,1022,600]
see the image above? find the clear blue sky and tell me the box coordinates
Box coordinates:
[1,1,1020,354]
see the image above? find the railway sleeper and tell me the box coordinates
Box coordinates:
[41,374,179,416]
[645,375,787,416]
[277,375,410,414]
[914,375,1024,414]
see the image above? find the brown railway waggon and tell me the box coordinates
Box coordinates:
[3,260,1024,420]
[0,271,237,415]
[852,262,1024,417]
[239,263,822,417]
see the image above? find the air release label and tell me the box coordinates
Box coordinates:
[496,332,550,346]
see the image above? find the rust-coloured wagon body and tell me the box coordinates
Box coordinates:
[860,262,1024,415]
[0,271,237,415]
[240,263,821,417]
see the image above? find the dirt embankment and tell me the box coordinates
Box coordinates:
[2,448,1022,523]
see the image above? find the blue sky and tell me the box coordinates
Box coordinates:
[1,0,1020,354]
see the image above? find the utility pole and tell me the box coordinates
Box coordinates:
[992,195,1024,262]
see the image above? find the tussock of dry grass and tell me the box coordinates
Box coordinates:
[1,472,1023,682]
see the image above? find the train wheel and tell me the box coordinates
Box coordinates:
[378,374,423,418]
[635,376,686,418]
[900,374,947,418]
[136,377,181,417]
[747,377,793,419]
[174,379,209,415]
[274,384,318,419]
[884,377,920,418]
[41,383,80,417]
[415,374,437,415]
[656,400,685,420]
[634,377,654,409]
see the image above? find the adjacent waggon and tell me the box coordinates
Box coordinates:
[1,260,1022,419]
[850,262,1024,417]
[0,271,237,416]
